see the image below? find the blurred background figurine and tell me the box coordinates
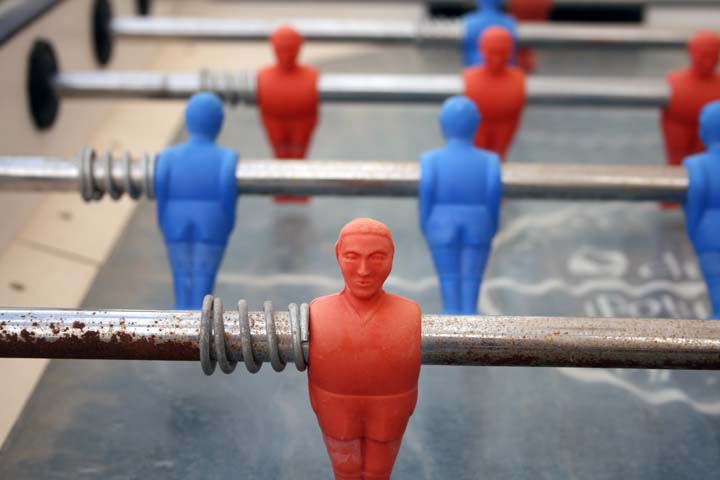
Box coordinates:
[662,31,720,167]
[154,92,238,309]
[308,218,421,479]
[507,0,553,71]
[257,25,319,202]
[419,97,502,315]
[462,0,518,66]
[683,100,720,319]
[463,26,526,160]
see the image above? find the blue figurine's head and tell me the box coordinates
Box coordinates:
[439,96,480,142]
[185,92,224,141]
[477,0,502,11]
[700,100,720,150]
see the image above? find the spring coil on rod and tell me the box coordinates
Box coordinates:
[79,146,155,201]
[415,17,463,45]
[199,69,252,106]
[199,295,309,376]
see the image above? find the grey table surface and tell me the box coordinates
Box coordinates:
[2,45,719,479]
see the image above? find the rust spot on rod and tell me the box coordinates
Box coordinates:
[0,330,198,361]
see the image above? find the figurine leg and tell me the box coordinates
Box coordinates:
[321,434,362,480]
[460,245,490,314]
[189,242,226,307]
[429,244,462,314]
[167,242,193,309]
[288,119,317,159]
[166,242,226,309]
[272,120,316,203]
[493,120,521,161]
[661,117,697,167]
[363,438,403,480]
[262,117,293,158]
[698,251,720,319]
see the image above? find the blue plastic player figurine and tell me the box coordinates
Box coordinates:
[462,0,518,66]
[683,100,720,320]
[419,96,502,314]
[154,92,238,309]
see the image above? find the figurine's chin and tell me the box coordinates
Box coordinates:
[348,286,380,299]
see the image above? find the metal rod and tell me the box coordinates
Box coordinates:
[52,71,670,107]
[516,23,692,49]
[111,16,703,49]
[0,155,689,202]
[1,303,719,370]
[236,160,689,201]
[0,156,80,192]
[224,0,720,6]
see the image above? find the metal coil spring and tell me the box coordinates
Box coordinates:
[199,69,252,106]
[79,146,155,202]
[415,17,463,44]
[199,295,309,376]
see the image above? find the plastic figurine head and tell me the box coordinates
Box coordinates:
[477,0,502,11]
[439,96,480,142]
[185,92,224,141]
[272,25,303,70]
[700,100,720,149]
[480,26,513,73]
[335,218,395,300]
[688,31,720,78]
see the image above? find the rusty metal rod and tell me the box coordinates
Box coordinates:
[1,302,719,370]
[0,153,690,202]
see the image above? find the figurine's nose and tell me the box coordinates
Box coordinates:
[357,259,370,276]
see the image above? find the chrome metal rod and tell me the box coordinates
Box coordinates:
[111,17,459,44]
[0,155,689,202]
[226,0,720,6]
[52,71,670,107]
[516,23,692,49]
[1,304,719,370]
[0,156,80,192]
[111,16,703,49]
[237,161,689,201]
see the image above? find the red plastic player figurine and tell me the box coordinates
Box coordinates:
[662,31,720,167]
[257,25,319,202]
[308,218,422,480]
[507,0,552,72]
[463,26,526,161]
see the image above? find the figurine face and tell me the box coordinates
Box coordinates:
[484,43,511,72]
[274,40,300,69]
[337,234,394,300]
[480,28,513,73]
[690,42,719,77]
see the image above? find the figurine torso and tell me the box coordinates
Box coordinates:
[463,67,526,121]
[257,65,319,119]
[421,144,502,244]
[666,69,720,124]
[308,291,421,396]
[155,141,237,243]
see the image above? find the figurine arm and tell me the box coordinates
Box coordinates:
[486,153,503,234]
[154,151,171,222]
[220,149,239,230]
[683,156,706,234]
[418,153,435,234]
